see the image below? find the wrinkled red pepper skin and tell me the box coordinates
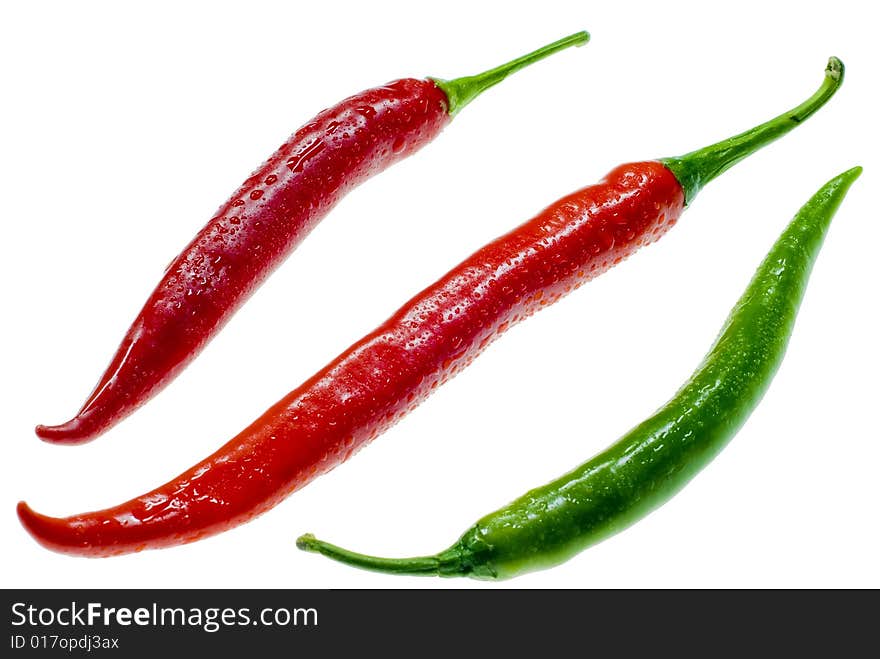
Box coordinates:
[35,80,450,445]
[18,162,684,556]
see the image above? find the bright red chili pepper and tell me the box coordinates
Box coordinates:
[18,58,842,556]
[35,33,589,445]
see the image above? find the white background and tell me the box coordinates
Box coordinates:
[1,0,877,589]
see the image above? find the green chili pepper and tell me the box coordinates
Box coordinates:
[297,167,862,579]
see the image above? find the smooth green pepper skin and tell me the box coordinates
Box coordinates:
[297,167,861,579]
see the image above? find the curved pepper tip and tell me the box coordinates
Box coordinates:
[17,502,95,557]
[17,501,60,551]
[17,500,36,526]
[35,417,97,445]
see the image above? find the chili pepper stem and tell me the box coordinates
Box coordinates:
[433,31,590,116]
[296,534,468,577]
[662,57,844,205]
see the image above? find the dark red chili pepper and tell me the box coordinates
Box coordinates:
[18,58,842,556]
[36,32,589,445]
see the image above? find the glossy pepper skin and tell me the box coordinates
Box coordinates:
[297,168,861,579]
[35,32,590,445]
[18,58,843,557]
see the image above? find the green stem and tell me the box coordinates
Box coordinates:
[296,533,465,577]
[433,31,590,117]
[662,57,844,205]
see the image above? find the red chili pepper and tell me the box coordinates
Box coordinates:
[35,32,589,445]
[18,58,842,556]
